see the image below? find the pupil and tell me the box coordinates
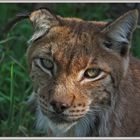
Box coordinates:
[41,58,53,69]
[84,68,100,78]
[88,69,95,76]
[45,60,53,68]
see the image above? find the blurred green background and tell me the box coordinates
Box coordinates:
[0,3,140,136]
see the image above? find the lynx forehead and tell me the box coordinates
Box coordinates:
[26,9,140,136]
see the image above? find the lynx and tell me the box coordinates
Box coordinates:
[26,9,140,136]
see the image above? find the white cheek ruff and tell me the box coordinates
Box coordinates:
[48,121,77,136]
[36,105,50,133]
[36,105,77,136]
[36,101,97,136]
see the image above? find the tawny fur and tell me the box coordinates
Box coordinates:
[27,9,140,136]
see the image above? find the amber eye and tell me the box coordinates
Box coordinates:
[40,58,54,70]
[84,68,101,78]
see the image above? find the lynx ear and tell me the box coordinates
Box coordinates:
[102,10,138,56]
[29,8,59,43]
[103,10,138,43]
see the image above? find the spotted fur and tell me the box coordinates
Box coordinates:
[27,9,140,136]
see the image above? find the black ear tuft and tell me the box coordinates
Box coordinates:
[1,11,29,39]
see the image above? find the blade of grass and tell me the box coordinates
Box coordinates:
[9,55,26,72]
[0,91,10,101]
[8,63,15,135]
[0,36,17,44]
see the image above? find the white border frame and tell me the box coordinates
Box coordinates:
[0,0,140,3]
[0,1,140,139]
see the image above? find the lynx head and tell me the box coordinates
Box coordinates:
[27,9,138,134]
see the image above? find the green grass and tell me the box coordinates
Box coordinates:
[8,63,14,129]
[0,3,140,136]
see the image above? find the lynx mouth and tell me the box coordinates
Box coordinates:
[47,111,82,124]
[40,103,88,124]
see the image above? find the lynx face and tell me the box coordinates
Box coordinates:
[27,9,138,135]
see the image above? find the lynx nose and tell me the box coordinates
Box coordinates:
[50,101,70,114]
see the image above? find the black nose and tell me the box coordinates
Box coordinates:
[50,101,70,114]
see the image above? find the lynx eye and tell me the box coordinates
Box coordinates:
[39,58,54,70]
[84,68,101,78]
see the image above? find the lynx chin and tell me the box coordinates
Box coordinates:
[26,8,140,136]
